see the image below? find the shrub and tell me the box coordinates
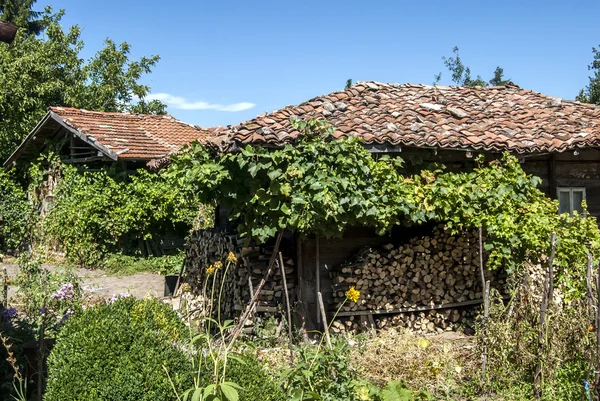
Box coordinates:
[196,352,285,401]
[0,169,32,252]
[281,338,364,401]
[42,166,204,266]
[480,268,593,401]
[45,297,192,401]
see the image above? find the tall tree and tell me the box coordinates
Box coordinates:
[0,0,46,35]
[576,46,600,105]
[437,46,511,87]
[0,7,166,161]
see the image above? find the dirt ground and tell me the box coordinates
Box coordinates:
[1,262,166,303]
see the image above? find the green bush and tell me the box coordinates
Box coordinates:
[197,352,285,401]
[42,165,203,266]
[0,169,32,252]
[45,297,192,401]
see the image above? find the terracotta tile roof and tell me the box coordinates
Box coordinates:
[224,82,600,153]
[49,106,215,160]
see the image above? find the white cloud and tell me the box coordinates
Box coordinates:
[148,93,255,112]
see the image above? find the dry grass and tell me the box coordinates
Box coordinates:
[350,328,480,397]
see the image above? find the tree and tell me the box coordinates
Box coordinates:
[0,6,166,161]
[576,46,600,105]
[66,39,166,114]
[437,46,511,87]
[0,0,47,35]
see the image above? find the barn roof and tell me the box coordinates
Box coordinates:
[4,107,216,167]
[217,82,600,154]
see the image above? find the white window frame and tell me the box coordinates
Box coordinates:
[557,187,586,215]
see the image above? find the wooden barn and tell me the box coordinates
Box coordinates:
[186,81,600,332]
[3,106,215,171]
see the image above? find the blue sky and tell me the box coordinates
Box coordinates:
[49,0,600,128]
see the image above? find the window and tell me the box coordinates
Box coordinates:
[557,187,586,215]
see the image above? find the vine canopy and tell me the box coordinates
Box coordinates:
[167,119,600,292]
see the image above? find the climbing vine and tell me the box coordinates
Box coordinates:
[41,165,207,266]
[168,119,600,296]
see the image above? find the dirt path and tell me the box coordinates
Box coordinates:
[1,263,166,303]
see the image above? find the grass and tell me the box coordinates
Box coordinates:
[102,252,184,276]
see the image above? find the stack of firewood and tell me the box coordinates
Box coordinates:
[330,225,507,333]
[184,230,295,321]
[234,245,296,315]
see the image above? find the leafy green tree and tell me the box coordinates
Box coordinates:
[0,6,166,162]
[0,0,47,35]
[437,46,510,87]
[576,46,600,105]
[66,39,166,114]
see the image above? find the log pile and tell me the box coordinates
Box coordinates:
[234,245,296,316]
[184,229,295,321]
[330,225,508,334]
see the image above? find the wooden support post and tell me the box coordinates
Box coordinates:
[279,252,294,364]
[317,292,332,350]
[481,280,490,379]
[478,226,486,291]
[536,232,556,398]
[248,277,256,318]
[547,233,556,305]
[548,154,557,199]
[316,237,321,325]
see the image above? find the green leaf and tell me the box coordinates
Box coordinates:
[220,382,240,401]
[192,388,204,401]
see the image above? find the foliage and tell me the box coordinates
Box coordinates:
[480,271,594,401]
[577,45,600,105]
[167,119,600,293]
[281,337,365,401]
[103,251,185,275]
[14,252,81,335]
[45,297,192,401]
[0,0,47,35]
[42,165,202,266]
[0,169,32,252]
[170,256,244,401]
[436,46,511,87]
[195,352,286,401]
[374,381,432,401]
[0,5,165,162]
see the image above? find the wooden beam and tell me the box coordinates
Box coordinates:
[335,297,509,317]
[548,154,557,198]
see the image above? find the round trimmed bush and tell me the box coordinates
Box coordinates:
[45,297,192,401]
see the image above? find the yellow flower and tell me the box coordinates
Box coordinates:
[345,286,360,303]
[226,252,238,264]
[180,283,192,293]
[214,261,223,270]
[206,265,215,275]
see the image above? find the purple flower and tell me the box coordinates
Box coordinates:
[50,283,74,301]
[2,307,17,319]
[107,293,132,304]
[60,308,74,323]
